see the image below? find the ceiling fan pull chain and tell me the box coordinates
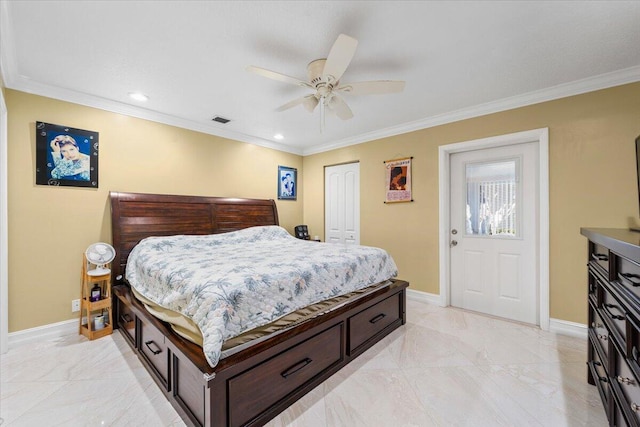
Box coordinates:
[320,95,325,133]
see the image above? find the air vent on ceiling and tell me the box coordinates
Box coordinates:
[212,116,231,124]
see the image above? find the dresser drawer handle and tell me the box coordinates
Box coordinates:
[370,313,387,324]
[632,403,640,412]
[144,340,162,355]
[603,304,625,320]
[591,322,603,329]
[619,272,640,287]
[281,358,312,378]
[618,375,635,385]
[594,361,602,366]
[599,376,608,383]
[598,334,608,341]
[592,253,608,262]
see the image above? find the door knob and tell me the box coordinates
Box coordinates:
[450,240,458,247]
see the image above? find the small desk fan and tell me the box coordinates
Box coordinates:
[85,242,116,276]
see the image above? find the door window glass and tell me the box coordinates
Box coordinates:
[465,159,519,237]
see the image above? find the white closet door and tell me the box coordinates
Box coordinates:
[325,163,360,244]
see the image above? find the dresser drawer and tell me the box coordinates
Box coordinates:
[116,295,136,346]
[228,323,343,427]
[614,346,640,427]
[139,317,171,391]
[603,285,628,349]
[626,315,640,382]
[617,255,640,300]
[348,293,402,354]
[589,339,610,415]
[589,270,604,306]
[590,301,609,358]
[591,242,611,276]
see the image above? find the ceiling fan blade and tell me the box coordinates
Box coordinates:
[327,94,354,120]
[302,95,319,112]
[247,65,312,88]
[275,97,306,112]
[276,94,318,112]
[337,80,406,95]
[322,34,358,84]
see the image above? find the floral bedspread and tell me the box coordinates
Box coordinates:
[125,225,398,368]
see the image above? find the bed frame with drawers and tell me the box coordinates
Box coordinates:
[110,191,408,427]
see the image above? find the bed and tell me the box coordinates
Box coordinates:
[110,191,409,427]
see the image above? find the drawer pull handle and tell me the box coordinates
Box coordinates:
[603,304,625,321]
[594,361,602,366]
[281,358,312,378]
[597,334,608,341]
[599,376,608,383]
[120,313,132,323]
[144,340,162,355]
[592,253,608,262]
[619,272,640,287]
[633,403,640,413]
[370,313,387,324]
[618,376,635,385]
[591,322,603,329]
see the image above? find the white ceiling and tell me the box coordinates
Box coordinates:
[2,1,640,155]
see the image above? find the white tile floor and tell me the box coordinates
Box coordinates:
[1,299,607,426]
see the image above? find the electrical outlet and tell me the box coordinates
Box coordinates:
[71,299,81,312]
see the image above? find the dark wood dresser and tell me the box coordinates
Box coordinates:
[581,228,640,426]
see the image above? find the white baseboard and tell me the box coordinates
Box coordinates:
[8,318,77,349]
[548,318,588,339]
[406,289,444,306]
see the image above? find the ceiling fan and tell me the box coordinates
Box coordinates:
[247,34,405,132]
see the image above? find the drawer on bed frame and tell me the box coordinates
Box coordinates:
[227,322,344,427]
[139,316,171,391]
[348,291,403,355]
[116,294,136,346]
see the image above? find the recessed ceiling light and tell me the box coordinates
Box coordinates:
[129,92,148,102]
[274,134,284,140]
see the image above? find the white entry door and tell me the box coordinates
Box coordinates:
[325,162,360,244]
[450,142,538,324]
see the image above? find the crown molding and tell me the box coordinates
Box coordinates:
[302,65,640,155]
[6,76,304,155]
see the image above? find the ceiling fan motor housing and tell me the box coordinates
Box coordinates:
[307,59,330,87]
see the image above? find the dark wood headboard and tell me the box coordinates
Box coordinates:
[110,191,279,284]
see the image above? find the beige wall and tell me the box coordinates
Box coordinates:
[7,89,303,332]
[303,82,640,324]
[7,82,640,332]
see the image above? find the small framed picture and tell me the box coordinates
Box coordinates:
[35,121,99,188]
[277,166,297,200]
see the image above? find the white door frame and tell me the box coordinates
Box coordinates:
[438,128,550,330]
[1,87,8,353]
